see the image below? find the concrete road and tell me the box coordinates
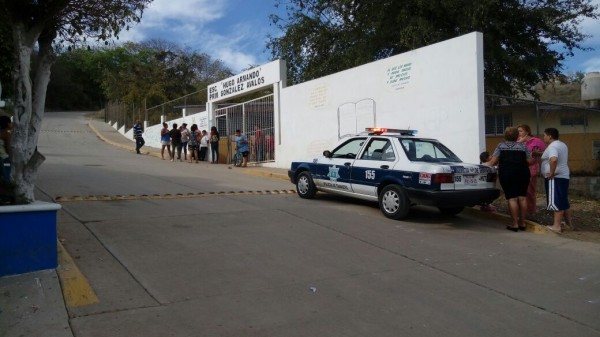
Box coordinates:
[37,112,600,337]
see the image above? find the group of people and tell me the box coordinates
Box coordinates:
[132,120,274,167]
[484,124,571,233]
[233,126,276,166]
[160,123,221,163]
[133,120,221,164]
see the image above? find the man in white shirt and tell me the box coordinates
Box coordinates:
[540,127,572,233]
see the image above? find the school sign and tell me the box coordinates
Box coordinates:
[207,60,286,103]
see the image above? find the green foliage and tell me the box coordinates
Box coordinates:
[268,0,599,96]
[0,0,153,202]
[46,49,105,110]
[45,40,233,111]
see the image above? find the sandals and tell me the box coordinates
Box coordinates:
[545,226,562,234]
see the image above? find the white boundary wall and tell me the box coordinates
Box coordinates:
[114,32,485,166]
[121,111,209,149]
[276,32,485,166]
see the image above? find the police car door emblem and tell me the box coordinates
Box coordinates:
[327,165,340,182]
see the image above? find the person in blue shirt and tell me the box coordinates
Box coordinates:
[235,129,249,167]
[132,120,145,154]
[160,122,172,161]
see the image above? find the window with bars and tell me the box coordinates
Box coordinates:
[485,113,512,135]
[559,116,587,126]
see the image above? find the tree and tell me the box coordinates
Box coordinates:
[268,0,599,96]
[45,48,106,110]
[0,0,152,202]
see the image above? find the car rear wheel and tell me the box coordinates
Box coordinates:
[438,206,465,215]
[296,171,317,199]
[379,184,410,220]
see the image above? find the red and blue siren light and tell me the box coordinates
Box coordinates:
[365,127,418,136]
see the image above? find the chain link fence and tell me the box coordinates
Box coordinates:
[146,91,205,126]
[103,90,206,129]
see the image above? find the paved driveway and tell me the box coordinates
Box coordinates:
[34,112,600,337]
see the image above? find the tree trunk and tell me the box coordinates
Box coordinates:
[10,23,50,203]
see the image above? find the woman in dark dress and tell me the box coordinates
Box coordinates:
[485,127,532,231]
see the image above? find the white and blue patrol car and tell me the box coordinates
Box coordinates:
[288,128,500,220]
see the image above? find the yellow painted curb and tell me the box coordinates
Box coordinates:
[243,168,289,181]
[87,122,132,151]
[56,241,99,307]
[87,121,165,158]
[464,207,547,233]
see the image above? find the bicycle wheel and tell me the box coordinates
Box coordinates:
[233,152,242,166]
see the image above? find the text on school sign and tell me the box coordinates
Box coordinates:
[207,60,284,102]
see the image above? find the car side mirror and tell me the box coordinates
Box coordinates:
[323,150,332,158]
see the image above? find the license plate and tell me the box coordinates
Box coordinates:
[455,174,479,185]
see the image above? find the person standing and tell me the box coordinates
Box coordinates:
[180,123,190,161]
[517,124,546,214]
[485,127,532,231]
[254,125,264,162]
[132,120,145,154]
[541,127,572,233]
[170,123,182,161]
[188,124,200,163]
[265,133,274,160]
[160,122,172,161]
[199,130,209,161]
[0,116,11,183]
[235,129,249,167]
[210,126,220,164]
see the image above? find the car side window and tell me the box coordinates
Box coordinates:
[331,138,366,159]
[360,139,395,161]
[415,142,437,160]
[401,139,417,160]
[401,139,461,162]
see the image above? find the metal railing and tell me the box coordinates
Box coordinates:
[215,94,275,165]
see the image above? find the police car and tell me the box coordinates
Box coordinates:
[288,128,500,220]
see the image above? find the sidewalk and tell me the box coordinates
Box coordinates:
[87,118,289,181]
[0,270,73,337]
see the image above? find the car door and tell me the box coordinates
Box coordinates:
[350,138,397,197]
[313,137,367,193]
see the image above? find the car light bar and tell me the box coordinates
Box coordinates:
[365,128,418,136]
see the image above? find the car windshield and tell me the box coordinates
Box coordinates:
[400,138,462,163]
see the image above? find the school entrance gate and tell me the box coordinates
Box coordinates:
[207,60,286,166]
[215,94,275,164]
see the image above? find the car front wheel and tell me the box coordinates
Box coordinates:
[379,184,410,220]
[296,171,317,199]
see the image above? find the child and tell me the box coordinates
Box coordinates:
[479,151,496,212]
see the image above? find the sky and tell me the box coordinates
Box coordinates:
[120,0,600,75]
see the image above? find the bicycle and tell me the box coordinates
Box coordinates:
[233,149,243,167]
